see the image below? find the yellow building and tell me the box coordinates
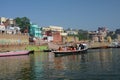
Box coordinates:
[43,26,64,32]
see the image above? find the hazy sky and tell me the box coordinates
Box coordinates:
[0,0,120,31]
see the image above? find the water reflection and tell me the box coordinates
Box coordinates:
[45,49,120,79]
[53,53,88,70]
[0,55,31,80]
[0,48,120,80]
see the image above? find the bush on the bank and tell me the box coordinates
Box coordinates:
[25,45,48,51]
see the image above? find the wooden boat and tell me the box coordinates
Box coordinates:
[0,50,31,57]
[52,48,88,55]
[43,49,52,52]
[52,43,88,55]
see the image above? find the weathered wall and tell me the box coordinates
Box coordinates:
[88,41,110,48]
[66,36,79,42]
[53,32,62,43]
[0,33,29,46]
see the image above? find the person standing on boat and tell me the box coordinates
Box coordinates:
[78,44,81,50]
[79,44,84,50]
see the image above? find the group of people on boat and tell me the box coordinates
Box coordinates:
[58,43,86,51]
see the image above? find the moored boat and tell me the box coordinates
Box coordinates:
[0,50,31,57]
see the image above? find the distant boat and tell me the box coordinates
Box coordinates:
[0,50,32,57]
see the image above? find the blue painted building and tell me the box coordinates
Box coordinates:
[29,24,42,38]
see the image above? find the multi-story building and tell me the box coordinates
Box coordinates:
[117,34,120,42]
[0,17,20,34]
[98,27,107,37]
[42,26,64,32]
[65,28,78,35]
[42,26,66,43]
[49,26,63,32]
[0,17,16,26]
[89,27,108,42]
[0,24,5,33]
[29,24,42,38]
[9,18,16,26]
[0,17,7,24]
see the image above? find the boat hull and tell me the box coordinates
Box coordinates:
[0,51,31,57]
[52,49,87,55]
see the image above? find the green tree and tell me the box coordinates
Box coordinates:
[14,17,30,33]
[77,30,89,40]
[115,29,120,34]
[107,31,117,39]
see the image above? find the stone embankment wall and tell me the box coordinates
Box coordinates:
[47,41,111,50]
[88,42,110,48]
[0,33,29,51]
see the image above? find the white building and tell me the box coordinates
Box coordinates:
[0,24,5,31]
[0,17,7,24]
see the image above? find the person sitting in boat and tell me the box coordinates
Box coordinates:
[74,47,76,50]
[58,46,63,51]
[69,46,76,51]
[64,46,67,51]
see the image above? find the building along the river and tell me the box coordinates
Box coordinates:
[29,24,42,38]
[42,26,64,43]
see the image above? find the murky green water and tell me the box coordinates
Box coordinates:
[0,48,120,80]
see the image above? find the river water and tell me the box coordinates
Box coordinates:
[0,48,120,80]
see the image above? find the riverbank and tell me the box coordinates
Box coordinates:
[0,41,119,52]
[0,45,28,52]
[0,44,48,52]
[47,41,111,49]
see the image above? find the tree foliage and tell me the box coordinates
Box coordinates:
[14,17,30,33]
[115,29,120,34]
[77,30,89,40]
[107,31,117,39]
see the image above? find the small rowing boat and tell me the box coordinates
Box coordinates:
[0,51,31,57]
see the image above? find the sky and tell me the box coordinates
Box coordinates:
[0,0,120,31]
